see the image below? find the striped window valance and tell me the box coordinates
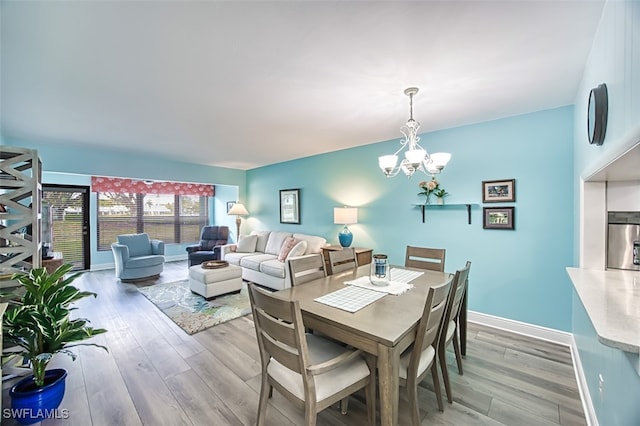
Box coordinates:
[91,176,214,196]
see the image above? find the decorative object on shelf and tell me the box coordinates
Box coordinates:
[418,177,445,204]
[279,188,300,224]
[483,206,515,230]
[227,202,249,237]
[3,263,107,424]
[378,87,451,178]
[587,83,608,146]
[333,206,358,247]
[434,188,449,204]
[369,253,390,286]
[482,179,515,203]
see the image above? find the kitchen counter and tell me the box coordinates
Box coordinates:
[567,267,640,353]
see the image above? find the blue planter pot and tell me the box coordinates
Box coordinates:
[9,368,68,425]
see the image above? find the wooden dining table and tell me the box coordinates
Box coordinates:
[275,264,453,426]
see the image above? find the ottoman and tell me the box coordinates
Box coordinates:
[189,263,243,299]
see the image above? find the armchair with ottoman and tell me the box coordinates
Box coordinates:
[186,226,229,267]
[111,233,165,282]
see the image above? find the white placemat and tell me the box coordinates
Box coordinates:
[314,285,387,313]
[344,268,424,295]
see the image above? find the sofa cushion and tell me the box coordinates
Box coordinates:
[117,233,152,257]
[224,252,258,266]
[250,230,271,253]
[260,259,287,279]
[293,233,327,255]
[236,234,258,253]
[286,240,308,260]
[265,231,293,255]
[278,237,298,262]
[125,254,164,269]
[240,253,278,271]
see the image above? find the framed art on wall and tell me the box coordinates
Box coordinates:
[227,201,236,213]
[482,179,515,203]
[483,207,515,230]
[280,189,300,224]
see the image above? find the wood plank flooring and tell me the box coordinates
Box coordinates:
[1,261,587,425]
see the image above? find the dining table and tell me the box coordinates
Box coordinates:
[275,264,456,426]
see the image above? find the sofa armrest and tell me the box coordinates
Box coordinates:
[220,244,237,260]
[150,239,165,255]
[185,244,203,254]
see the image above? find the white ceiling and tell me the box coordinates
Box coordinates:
[1,1,605,170]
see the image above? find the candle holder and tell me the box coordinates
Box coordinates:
[370,254,390,286]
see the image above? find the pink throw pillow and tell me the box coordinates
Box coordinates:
[278,237,298,262]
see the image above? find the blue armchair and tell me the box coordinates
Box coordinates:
[111,233,165,282]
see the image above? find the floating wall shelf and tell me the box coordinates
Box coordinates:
[413,203,479,224]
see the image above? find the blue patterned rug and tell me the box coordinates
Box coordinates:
[137,279,251,335]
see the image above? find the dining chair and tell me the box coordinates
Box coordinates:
[404,246,446,272]
[399,276,452,425]
[247,282,376,426]
[327,247,358,274]
[288,254,327,286]
[438,261,471,403]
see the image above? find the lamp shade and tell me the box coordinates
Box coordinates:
[228,203,248,216]
[334,207,358,225]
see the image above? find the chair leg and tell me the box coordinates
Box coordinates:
[439,344,453,403]
[430,362,444,412]
[305,400,317,426]
[406,376,421,426]
[257,376,270,426]
[452,329,464,375]
[365,355,376,426]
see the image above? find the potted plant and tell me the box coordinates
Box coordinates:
[434,188,450,204]
[2,263,107,424]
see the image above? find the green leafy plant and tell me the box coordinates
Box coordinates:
[434,188,449,198]
[418,178,450,203]
[2,263,107,387]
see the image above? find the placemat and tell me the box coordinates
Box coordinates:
[344,268,423,295]
[314,285,386,313]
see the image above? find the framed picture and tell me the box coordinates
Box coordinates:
[280,189,300,224]
[483,207,515,230]
[226,201,236,213]
[482,179,516,203]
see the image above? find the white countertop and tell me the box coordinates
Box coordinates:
[567,267,640,353]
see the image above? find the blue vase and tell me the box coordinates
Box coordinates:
[9,369,68,425]
[338,225,353,247]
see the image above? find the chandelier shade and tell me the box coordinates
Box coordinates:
[378,87,451,178]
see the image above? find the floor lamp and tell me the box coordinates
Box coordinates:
[227,203,249,239]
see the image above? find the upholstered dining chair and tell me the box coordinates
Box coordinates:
[248,282,376,426]
[399,276,452,425]
[288,254,326,286]
[327,248,358,274]
[438,261,471,404]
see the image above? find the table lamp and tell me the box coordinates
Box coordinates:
[333,207,358,248]
[227,202,249,239]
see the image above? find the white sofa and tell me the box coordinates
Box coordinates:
[220,230,327,291]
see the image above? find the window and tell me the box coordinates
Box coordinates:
[93,177,213,251]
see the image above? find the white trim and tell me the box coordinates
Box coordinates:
[468,310,598,426]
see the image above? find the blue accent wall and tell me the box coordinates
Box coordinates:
[248,106,575,332]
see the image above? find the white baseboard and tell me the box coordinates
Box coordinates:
[468,311,598,426]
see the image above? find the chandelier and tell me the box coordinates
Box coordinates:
[378,87,451,178]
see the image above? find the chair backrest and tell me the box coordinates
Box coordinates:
[440,261,471,345]
[248,282,309,377]
[288,254,326,286]
[404,246,446,272]
[328,248,358,273]
[117,233,152,257]
[409,276,453,369]
[199,226,229,250]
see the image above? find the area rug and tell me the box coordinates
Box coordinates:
[137,279,251,335]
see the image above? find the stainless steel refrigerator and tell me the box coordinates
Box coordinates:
[607,212,640,271]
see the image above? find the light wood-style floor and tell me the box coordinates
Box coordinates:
[2,261,587,425]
